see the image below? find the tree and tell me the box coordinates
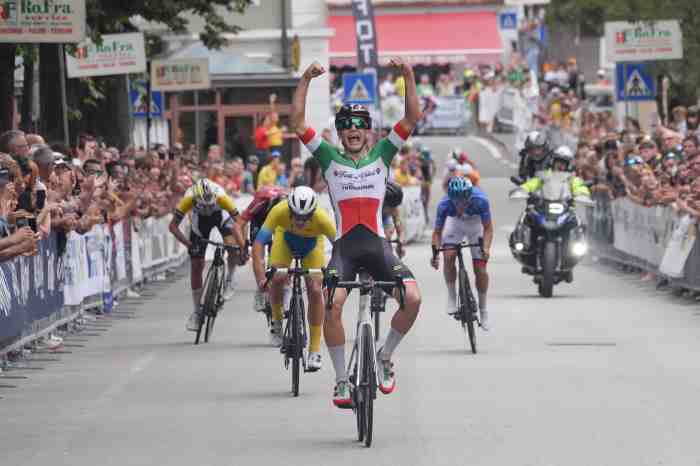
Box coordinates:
[547,0,700,104]
[0,1,252,142]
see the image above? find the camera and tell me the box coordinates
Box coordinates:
[16,216,37,233]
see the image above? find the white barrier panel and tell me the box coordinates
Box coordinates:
[64,225,108,307]
[429,97,469,131]
[660,214,697,278]
[400,185,427,242]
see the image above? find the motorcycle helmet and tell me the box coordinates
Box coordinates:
[384,181,404,208]
[525,131,548,160]
[552,146,575,171]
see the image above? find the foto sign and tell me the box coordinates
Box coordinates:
[605,20,683,62]
[151,58,211,92]
[0,0,86,43]
[66,32,146,78]
[350,0,378,68]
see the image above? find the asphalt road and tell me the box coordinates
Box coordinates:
[4,135,700,465]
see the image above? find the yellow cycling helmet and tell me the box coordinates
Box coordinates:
[193,179,216,206]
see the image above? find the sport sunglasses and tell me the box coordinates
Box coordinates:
[336,116,370,130]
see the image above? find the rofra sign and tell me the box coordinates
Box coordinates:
[605,20,683,62]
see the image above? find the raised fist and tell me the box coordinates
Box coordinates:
[303,61,326,80]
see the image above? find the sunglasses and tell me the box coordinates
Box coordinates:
[625,158,643,166]
[291,212,313,223]
[336,116,370,130]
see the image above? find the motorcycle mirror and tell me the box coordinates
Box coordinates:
[510,175,524,186]
[574,195,595,207]
[509,188,529,201]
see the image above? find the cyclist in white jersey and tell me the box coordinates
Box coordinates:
[292,59,422,408]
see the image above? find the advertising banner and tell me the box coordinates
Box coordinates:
[605,20,683,62]
[151,58,211,92]
[66,32,146,78]
[0,0,86,43]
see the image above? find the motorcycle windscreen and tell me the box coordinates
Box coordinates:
[539,172,573,201]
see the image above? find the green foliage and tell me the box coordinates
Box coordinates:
[547,0,700,102]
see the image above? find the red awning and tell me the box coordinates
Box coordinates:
[328,11,503,67]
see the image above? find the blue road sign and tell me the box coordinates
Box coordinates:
[130,79,163,118]
[499,12,517,30]
[616,63,655,101]
[342,73,376,104]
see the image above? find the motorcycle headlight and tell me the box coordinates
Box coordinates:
[572,242,588,256]
[514,242,525,252]
[548,203,565,214]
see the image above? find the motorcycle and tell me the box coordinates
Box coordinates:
[508,172,593,298]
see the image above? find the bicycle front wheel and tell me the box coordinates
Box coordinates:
[459,269,477,354]
[202,267,221,344]
[361,324,375,447]
[290,295,304,397]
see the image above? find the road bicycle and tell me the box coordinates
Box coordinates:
[265,256,322,397]
[195,240,240,345]
[435,239,483,354]
[326,271,405,447]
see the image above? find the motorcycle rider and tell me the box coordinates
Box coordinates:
[511,145,591,281]
[517,131,552,181]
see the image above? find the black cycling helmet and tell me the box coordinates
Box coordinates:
[384,181,404,208]
[335,104,372,130]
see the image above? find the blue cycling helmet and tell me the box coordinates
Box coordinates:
[447,176,473,200]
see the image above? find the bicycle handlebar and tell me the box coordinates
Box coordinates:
[199,239,241,252]
[326,274,406,309]
[263,266,324,289]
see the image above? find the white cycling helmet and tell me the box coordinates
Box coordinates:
[288,186,318,217]
[446,159,458,171]
[458,163,473,175]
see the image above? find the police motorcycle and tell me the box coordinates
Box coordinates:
[508,170,593,298]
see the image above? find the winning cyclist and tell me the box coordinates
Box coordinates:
[293,58,422,407]
[252,186,336,371]
[431,177,494,330]
[169,179,248,331]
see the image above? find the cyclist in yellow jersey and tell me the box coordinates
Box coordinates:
[252,186,335,371]
[169,179,248,331]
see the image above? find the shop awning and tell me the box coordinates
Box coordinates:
[328,11,503,67]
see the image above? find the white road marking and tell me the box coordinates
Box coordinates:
[470,136,504,161]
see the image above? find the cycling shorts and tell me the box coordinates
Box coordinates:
[189,211,234,258]
[440,215,485,262]
[269,230,326,270]
[382,212,394,230]
[327,226,414,284]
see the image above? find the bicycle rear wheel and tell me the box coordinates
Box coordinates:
[361,325,376,447]
[459,269,477,354]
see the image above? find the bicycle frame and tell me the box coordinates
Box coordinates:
[347,273,379,390]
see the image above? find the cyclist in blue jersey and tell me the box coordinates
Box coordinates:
[431,177,494,330]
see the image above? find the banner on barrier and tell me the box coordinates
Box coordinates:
[659,214,696,278]
[0,235,63,345]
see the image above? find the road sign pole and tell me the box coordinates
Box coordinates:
[623,62,629,121]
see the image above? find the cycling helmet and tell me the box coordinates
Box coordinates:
[447,176,473,200]
[445,159,458,172]
[552,146,574,171]
[288,186,318,217]
[335,104,371,130]
[384,181,404,208]
[193,179,216,206]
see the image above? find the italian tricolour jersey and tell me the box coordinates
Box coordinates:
[301,124,409,239]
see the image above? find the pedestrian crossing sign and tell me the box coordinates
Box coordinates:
[616,63,655,101]
[343,72,376,104]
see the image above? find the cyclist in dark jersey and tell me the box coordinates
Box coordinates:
[293,58,422,407]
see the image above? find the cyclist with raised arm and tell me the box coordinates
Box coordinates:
[251,186,336,371]
[431,177,494,330]
[169,179,248,331]
[293,58,422,407]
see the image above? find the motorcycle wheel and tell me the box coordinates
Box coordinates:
[539,241,556,298]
